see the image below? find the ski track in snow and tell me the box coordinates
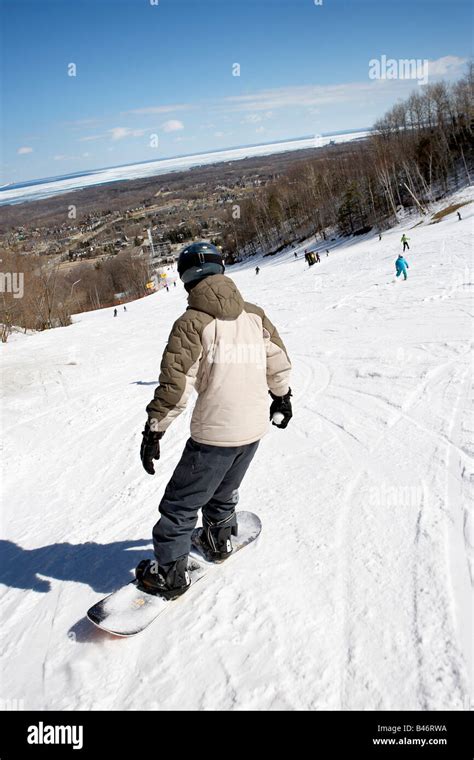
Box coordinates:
[1,187,473,710]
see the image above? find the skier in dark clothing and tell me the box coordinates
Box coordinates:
[124,306,127,312]
[457,211,462,221]
[255,266,260,275]
[113,308,118,318]
[315,252,320,263]
[137,242,292,599]
[294,252,298,258]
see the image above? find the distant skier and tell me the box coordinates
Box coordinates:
[165,284,169,292]
[457,211,462,221]
[255,266,260,275]
[395,254,409,280]
[124,305,127,312]
[326,250,330,257]
[174,281,177,287]
[401,234,410,252]
[379,233,382,241]
[315,252,321,263]
[113,308,118,318]
[294,252,298,258]
[137,242,292,599]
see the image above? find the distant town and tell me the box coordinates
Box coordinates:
[0,141,347,290]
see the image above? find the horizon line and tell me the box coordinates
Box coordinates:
[2,128,373,190]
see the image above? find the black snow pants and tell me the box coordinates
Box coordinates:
[153,438,259,566]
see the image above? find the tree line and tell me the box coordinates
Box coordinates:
[0,251,150,342]
[222,65,473,261]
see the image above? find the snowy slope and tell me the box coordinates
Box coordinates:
[1,188,472,711]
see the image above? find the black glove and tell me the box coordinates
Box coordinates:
[269,388,293,429]
[140,421,163,475]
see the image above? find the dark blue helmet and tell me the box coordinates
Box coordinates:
[177,242,225,285]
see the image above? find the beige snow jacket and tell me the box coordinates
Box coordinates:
[146,274,291,446]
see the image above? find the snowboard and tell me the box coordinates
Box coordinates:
[86,511,261,637]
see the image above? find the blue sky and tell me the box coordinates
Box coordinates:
[2,0,472,183]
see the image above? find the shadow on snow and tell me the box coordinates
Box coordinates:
[0,538,151,594]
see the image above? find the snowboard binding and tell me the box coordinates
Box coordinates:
[199,513,239,562]
[135,557,190,600]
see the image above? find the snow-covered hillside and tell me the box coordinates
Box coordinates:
[1,188,472,710]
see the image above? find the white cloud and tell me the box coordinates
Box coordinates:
[161,120,184,133]
[79,127,148,143]
[53,153,86,161]
[221,57,468,113]
[255,126,265,134]
[79,134,104,143]
[125,104,191,115]
[109,127,147,141]
[427,55,468,78]
[241,112,273,124]
[64,117,103,128]
[225,82,383,112]
[17,146,33,155]
[214,131,225,138]
[242,114,262,124]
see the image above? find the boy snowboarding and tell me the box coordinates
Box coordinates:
[401,234,410,252]
[395,254,409,280]
[137,242,292,599]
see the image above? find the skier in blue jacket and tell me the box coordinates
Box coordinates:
[395,254,409,280]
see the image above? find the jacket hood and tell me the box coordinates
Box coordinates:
[187,274,244,320]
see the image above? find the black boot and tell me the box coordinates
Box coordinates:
[199,513,238,562]
[135,556,190,600]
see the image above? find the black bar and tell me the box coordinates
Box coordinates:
[0,710,471,757]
